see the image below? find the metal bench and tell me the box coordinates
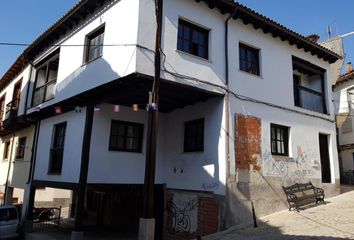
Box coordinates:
[282,182,325,211]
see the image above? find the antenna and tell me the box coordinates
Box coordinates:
[340,32,354,38]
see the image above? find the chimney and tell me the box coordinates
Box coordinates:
[307,34,320,43]
[346,62,353,74]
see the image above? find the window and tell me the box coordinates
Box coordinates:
[15,137,26,159]
[109,120,143,152]
[48,122,67,174]
[85,26,105,63]
[239,43,260,76]
[33,51,60,106]
[184,118,204,152]
[177,19,209,59]
[293,74,301,106]
[271,124,289,156]
[3,141,10,160]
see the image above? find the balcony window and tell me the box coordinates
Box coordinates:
[85,25,105,63]
[33,51,60,106]
[292,56,327,114]
[48,122,66,174]
[5,80,22,120]
[177,19,209,59]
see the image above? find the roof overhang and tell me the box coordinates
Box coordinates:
[196,0,341,64]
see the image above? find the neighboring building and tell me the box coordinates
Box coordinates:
[0,0,342,239]
[334,62,354,184]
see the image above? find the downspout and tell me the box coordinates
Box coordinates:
[3,133,16,205]
[225,9,237,179]
[224,8,237,229]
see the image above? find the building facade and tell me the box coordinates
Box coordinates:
[0,0,341,239]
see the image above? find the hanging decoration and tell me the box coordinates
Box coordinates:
[54,106,62,114]
[151,103,158,111]
[94,104,101,112]
[114,105,120,113]
[132,104,139,112]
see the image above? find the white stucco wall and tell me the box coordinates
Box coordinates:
[33,109,86,183]
[27,0,140,113]
[87,100,226,195]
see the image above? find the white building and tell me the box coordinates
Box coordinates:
[1,0,341,239]
[334,63,354,184]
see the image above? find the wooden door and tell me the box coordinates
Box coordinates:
[319,134,331,183]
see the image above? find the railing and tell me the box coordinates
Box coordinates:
[5,99,19,120]
[294,85,325,113]
[33,206,61,231]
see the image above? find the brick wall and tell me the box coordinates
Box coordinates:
[165,191,219,240]
[235,115,262,171]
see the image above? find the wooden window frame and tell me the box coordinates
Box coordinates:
[85,25,105,63]
[177,19,209,59]
[184,118,204,152]
[271,124,289,156]
[109,120,144,153]
[239,43,260,76]
[32,50,60,106]
[48,122,67,174]
[15,137,26,159]
[3,141,11,160]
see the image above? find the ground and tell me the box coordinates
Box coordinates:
[25,188,354,240]
[203,187,354,240]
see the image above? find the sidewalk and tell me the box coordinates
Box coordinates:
[203,190,354,240]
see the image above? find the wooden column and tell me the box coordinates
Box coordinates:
[142,0,163,218]
[75,106,94,229]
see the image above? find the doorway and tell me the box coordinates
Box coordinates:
[319,134,331,183]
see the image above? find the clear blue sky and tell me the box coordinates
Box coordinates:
[1,0,354,77]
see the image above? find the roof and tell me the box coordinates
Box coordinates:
[0,0,342,92]
[336,70,354,87]
[196,0,341,63]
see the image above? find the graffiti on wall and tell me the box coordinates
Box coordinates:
[201,181,220,191]
[167,194,198,234]
[263,146,321,180]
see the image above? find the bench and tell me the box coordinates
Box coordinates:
[282,182,325,211]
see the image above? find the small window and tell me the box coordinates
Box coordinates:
[48,122,67,174]
[271,124,289,156]
[33,51,60,106]
[109,120,143,152]
[184,118,204,152]
[239,43,260,76]
[177,19,209,59]
[85,26,105,63]
[16,137,26,159]
[3,141,10,160]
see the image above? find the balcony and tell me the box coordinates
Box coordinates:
[1,99,30,133]
[292,56,327,114]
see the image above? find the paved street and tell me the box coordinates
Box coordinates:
[203,189,354,240]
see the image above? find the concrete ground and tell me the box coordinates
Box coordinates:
[203,189,354,240]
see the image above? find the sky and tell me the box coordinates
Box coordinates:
[1,0,354,77]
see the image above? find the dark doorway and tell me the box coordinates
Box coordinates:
[319,134,331,183]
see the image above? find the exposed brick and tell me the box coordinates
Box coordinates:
[235,115,262,171]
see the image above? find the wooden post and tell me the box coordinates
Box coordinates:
[142,0,163,219]
[74,106,94,230]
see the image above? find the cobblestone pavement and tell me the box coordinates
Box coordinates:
[203,190,354,240]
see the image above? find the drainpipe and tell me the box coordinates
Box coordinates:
[3,133,16,205]
[225,9,237,179]
[224,8,237,229]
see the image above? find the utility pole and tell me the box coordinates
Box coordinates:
[139,0,163,239]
